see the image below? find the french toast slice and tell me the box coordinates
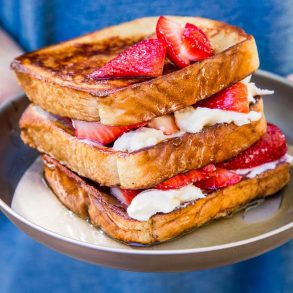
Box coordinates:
[42,155,290,245]
[20,99,266,189]
[12,16,259,125]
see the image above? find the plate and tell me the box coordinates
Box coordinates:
[0,70,292,272]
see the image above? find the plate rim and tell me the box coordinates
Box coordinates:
[0,69,292,256]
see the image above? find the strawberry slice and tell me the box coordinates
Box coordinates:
[194,168,242,190]
[111,187,140,205]
[196,82,249,113]
[89,39,166,79]
[155,164,216,190]
[111,164,242,205]
[147,114,179,135]
[182,23,214,61]
[156,16,213,68]
[218,123,287,169]
[72,120,145,145]
[156,16,189,68]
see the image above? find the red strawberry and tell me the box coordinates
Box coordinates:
[194,168,242,190]
[147,114,179,135]
[156,16,213,68]
[111,187,140,205]
[196,82,249,113]
[89,39,166,79]
[156,16,189,68]
[72,120,145,145]
[182,23,214,61]
[218,123,287,169]
[203,164,217,172]
[155,164,216,190]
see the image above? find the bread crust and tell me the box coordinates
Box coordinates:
[12,16,259,125]
[20,99,266,189]
[43,155,290,245]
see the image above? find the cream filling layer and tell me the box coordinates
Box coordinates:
[234,154,293,178]
[112,127,184,153]
[241,76,274,102]
[174,107,261,133]
[113,82,271,152]
[113,108,260,152]
[118,154,292,221]
[126,184,205,221]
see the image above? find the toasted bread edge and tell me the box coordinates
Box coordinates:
[20,99,266,189]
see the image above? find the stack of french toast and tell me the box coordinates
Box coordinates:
[12,16,292,245]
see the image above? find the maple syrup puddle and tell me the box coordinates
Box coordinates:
[242,193,283,223]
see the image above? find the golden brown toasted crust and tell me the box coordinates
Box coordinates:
[20,99,266,189]
[43,155,291,245]
[12,16,259,125]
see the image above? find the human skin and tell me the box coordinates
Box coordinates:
[0,29,23,103]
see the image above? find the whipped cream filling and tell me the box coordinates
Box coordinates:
[241,75,274,102]
[112,81,273,152]
[174,107,261,133]
[126,184,205,221]
[117,154,292,221]
[234,154,293,178]
[113,127,184,152]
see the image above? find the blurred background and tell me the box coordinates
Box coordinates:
[0,0,293,292]
[1,0,293,75]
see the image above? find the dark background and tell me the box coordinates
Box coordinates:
[0,0,293,292]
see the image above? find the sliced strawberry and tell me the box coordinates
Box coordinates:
[89,39,166,79]
[156,16,188,68]
[155,164,216,190]
[196,82,249,113]
[112,164,242,204]
[156,16,213,68]
[194,168,242,190]
[147,114,179,135]
[202,164,217,172]
[182,23,214,61]
[155,172,200,190]
[155,164,241,191]
[72,120,145,145]
[111,187,140,205]
[218,123,287,169]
